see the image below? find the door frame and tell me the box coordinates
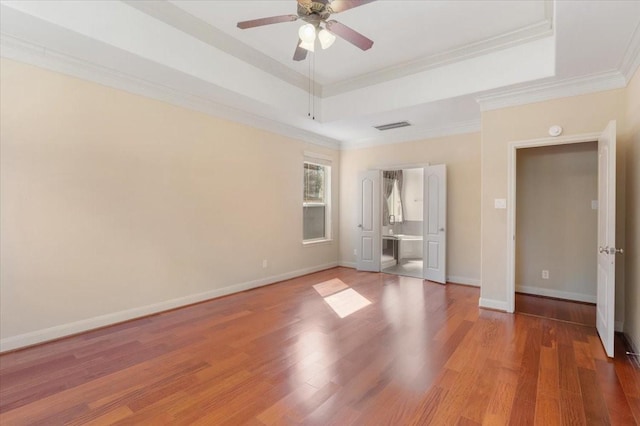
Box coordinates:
[506,132,600,313]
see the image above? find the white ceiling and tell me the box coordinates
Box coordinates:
[169,0,549,85]
[1,0,639,149]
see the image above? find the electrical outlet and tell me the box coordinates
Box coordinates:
[353,249,357,256]
[542,270,549,280]
[262,259,268,268]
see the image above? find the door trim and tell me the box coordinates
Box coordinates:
[506,132,600,313]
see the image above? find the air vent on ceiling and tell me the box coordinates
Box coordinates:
[374,121,411,131]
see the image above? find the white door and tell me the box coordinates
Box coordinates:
[357,171,381,272]
[596,120,618,358]
[423,165,447,283]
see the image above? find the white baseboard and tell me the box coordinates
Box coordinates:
[516,285,596,304]
[626,333,639,351]
[624,332,640,367]
[0,262,338,353]
[479,297,509,312]
[337,263,481,288]
[447,276,480,287]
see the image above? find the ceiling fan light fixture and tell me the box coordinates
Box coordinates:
[298,23,316,43]
[318,28,336,49]
[298,39,315,52]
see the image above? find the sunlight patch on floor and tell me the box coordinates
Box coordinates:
[312,278,348,297]
[323,288,372,318]
[313,278,372,318]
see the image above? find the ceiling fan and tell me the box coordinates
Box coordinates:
[237,0,376,61]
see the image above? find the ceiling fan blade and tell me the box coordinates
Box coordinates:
[325,20,373,50]
[237,15,298,29]
[293,39,308,61]
[328,0,376,14]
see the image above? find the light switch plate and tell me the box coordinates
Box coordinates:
[494,198,507,209]
[591,200,598,210]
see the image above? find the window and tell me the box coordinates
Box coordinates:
[303,160,331,242]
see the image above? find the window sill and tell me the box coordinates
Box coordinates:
[303,239,333,247]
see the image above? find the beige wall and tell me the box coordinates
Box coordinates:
[623,68,640,351]
[0,59,340,349]
[516,142,598,301]
[339,133,481,284]
[481,88,627,322]
[2,54,637,352]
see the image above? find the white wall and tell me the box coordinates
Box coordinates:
[516,142,598,302]
[0,59,340,351]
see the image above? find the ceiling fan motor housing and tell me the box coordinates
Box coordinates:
[298,0,333,20]
[238,0,375,61]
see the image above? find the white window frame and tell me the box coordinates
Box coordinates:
[303,154,332,245]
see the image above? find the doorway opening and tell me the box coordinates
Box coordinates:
[506,121,618,357]
[514,142,597,327]
[381,168,424,278]
[356,164,447,283]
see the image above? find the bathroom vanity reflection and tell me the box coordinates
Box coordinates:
[382,234,424,278]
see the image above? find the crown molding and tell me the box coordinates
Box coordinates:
[121,0,318,95]
[341,119,481,150]
[127,0,553,100]
[0,33,341,150]
[0,32,481,152]
[322,22,553,98]
[620,19,640,83]
[323,0,553,98]
[476,70,627,112]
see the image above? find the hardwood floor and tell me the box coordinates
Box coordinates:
[1,267,638,425]
[515,293,597,327]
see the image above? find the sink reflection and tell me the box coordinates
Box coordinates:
[382,234,422,240]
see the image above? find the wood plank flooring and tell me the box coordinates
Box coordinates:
[515,293,597,327]
[1,267,638,425]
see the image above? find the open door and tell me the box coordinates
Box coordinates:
[596,120,618,358]
[356,171,381,272]
[423,165,447,283]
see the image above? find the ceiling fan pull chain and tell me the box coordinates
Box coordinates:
[308,53,312,118]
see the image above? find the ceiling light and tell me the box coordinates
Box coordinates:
[318,28,336,49]
[298,24,316,43]
[299,39,315,52]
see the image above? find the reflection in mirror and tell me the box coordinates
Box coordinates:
[381,167,424,279]
[383,170,403,225]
